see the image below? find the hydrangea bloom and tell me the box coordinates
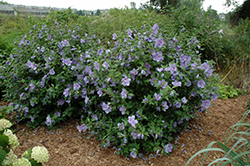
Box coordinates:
[2,150,18,165]
[31,146,49,163]
[13,158,31,166]
[0,118,12,131]
[4,129,19,149]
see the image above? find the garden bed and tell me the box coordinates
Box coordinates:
[1,95,249,166]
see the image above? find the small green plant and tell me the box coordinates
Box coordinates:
[218,84,241,99]
[185,109,250,166]
[0,118,49,165]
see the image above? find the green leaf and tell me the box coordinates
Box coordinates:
[0,150,7,165]
[29,159,42,166]
[0,135,9,149]
[217,142,247,166]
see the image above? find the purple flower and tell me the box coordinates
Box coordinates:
[155,38,165,48]
[54,111,61,117]
[154,93,161,101]
[77,123,88,133]
[202,100,211,109]
[128,115,138,128]
[97,89,103,97]
[101,102,111,114]
[102,61,109,70]
[49,69,55,75]
[121,75,131,86]
[162,101,169,110]
[80,38,85,43]
[175,102,181,108]
[97,48,103,56]
[112,33,117,40]
[211,93,218,101]
[119,105,126,115]
[152,51,164,62]
[127,29,133,37]
[61,58,72,66]
[73,83,81,90]
[94,61,99,71]
[118,122,124,130]
[92,114,98,121]
[181,97,188,104]
[29,82,35,92]
[63,88,70,97]
[152,23,159,35]
[187,81,191,87]
[130,151,137,158]
[172,80,182,87]
[130,68,138,80]
[120,89,127,99]
[164,144,173,154]
[131,130,139,139]
[45,115,55,127]
[197,80,206,88]
[57,99,65,106]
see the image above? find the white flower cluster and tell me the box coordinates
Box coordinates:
[0,118,50,165]
[4,129,19,149]
[0,118,12,131]
[31,146,49,163]
[2,150,18,166]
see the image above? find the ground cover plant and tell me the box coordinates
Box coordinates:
[0,6,221,158]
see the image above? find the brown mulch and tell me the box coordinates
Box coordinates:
[0,95,249,166]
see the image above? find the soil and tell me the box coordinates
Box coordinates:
[0,95,249,166]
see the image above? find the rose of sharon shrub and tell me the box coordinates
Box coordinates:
[2,20,218,157]
[1,21,102,126]
[75,24,219,157]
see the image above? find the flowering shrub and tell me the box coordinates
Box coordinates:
[1,18,218,157]
[0,118,49,165]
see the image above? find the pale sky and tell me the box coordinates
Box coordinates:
[3,0,246,13]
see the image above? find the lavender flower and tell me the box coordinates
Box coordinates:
[181,97,188,104]
[121,75,131,86]
[112,33,117,40]
[54,111,61,117]
[102,61,109,70]
[128,115,138,128]
[49,69,55,75]
[118,122,125,130]
[119,105,126,115]
[197,80,205,88]
[202,100,211,109]
[155,38,164,48]
[101,102,111,114]
[94,61,99,71]
[73,83,81,90]
[154,93,162,101]
[172,80,182,87]
[97,89,103,97]
[152,51,164,62]
[130,151,137,158]
[164,144,173,153]
[120,89,127,99]
[45,115,55,127]
[57,99,65,106]
[77,123,88,133]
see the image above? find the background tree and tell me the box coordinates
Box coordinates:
[130,2,136,8]
[227,0,250,25]
[96,9,101,16]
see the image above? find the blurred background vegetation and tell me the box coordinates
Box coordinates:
[0,0,250,98]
